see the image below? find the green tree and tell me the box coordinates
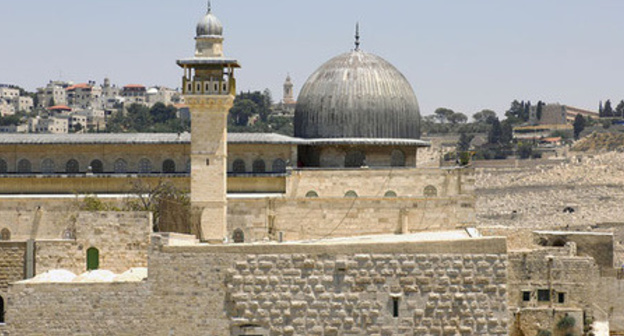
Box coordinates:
[126,104,152,131]
[229,99,257,126]
[150,102,177,124]
[448,112,468,124]
[603,99,613,117]
[517,141,533,159]
[573,114,586,139]
[501,120,513,144]
[473,109,497,124]
[488,118,502,144]
[434,108,455,123]
[615,100,624,118]
[536,101,544,121]
[457,132,474,152]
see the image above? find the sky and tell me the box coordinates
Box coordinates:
[2,0,624,118]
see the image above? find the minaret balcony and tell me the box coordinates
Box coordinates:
[182,77,236,96]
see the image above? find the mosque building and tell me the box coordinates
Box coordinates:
[0,6,518,336]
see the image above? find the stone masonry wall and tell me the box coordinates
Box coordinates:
[6,282,149,336]
[35,212,151,275]
[7,237,508,336]
[224,252,508,335]
[228,196,476,242]
[287,168,474,198]
[0,242,25,306]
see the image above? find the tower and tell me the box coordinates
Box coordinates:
[177,3,239,243]
[282,74,295,105]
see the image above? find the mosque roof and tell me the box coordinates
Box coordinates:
[0,133,429,147]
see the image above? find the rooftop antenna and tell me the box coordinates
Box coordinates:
[354,22,360,51]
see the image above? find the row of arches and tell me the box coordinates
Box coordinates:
[231,158,287,174]
[304,186,438,198]
[0,158,183,174]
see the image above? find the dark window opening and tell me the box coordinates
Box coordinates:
[252,159,266,173]
[233,159,246,173]
[537,289,550,302]
[90,160,103,173]
[0,295,4,323]
[162,159,176,173]
[392,298,399,317]
[205,158,210,166]
[522,291,531,302]
[66,159,79,173]
[0,228,10,241]
[558,292,565,303]
[345,150,365,168]
[233,229,244,243]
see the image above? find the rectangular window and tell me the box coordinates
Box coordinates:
[522,291,531,302]
[558,292,565,303]
[392,298,399,318]
[537,289,550,302]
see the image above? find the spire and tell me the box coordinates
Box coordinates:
[207,0,211,13]
[354,22,360,51]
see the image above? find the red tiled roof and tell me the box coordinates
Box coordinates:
[66,83,91,91]
[47,105,72,111]
[123,84,145,89]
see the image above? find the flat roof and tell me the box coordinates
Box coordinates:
[0,133,429,146]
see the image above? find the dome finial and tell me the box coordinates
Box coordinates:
[354,22,360,51]
[207,0,211,13]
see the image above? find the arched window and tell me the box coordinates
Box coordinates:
[424,185,438,197]
[0,295,4,324]
[66,159,79,173]
[344,190,358,198]
[162,159,176,173]
[272,159,286,173]
[138,158,152,174]
[0,228,10,241]
[185,160,191,173]
[17,159,31,173]
[345,151,365,168]
[384,191,398,197]
[0,159,6,173]
[391,149,406,167]
[41,158,55,174]
[90,160,103,173]
[233,159,246,173]
[232,229,245,243]
[252,159,266,173]
[305,191,319,198]
[114,159,127,173]
[86,247,99,271]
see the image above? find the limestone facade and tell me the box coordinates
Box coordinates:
[5,234,509,336]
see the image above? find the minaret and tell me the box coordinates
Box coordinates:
[177,3,240,243]
[282,74,295,105]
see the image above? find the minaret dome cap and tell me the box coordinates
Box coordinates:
[196,2,223,37]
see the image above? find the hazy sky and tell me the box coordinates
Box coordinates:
[2,0,624,117]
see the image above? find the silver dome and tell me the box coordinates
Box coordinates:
[196,8,223,37]
[294,50,421,139]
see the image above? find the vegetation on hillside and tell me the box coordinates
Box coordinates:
[106,103,189,133]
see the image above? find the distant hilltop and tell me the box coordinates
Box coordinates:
[572,132,624,152]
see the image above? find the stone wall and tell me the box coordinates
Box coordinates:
[6,235,508,336]
[287,167,474,198]
[228,196,476,242]
[35,212,151,274]
[0,242,25,303]
[7,282,149,335]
